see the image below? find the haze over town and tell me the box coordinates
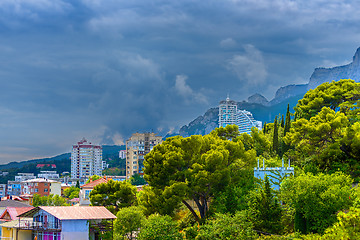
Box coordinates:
[0,0,360,163]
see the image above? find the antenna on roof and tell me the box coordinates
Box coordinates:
[226,93,230,101]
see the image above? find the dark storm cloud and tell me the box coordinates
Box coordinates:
[0,0,360,162]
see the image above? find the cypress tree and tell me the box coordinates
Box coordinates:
[281,114,284,128]
[263,122,267,134]
[284,104,291,136]
[272,116,279,154]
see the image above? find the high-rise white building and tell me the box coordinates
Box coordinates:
[219,96,262,134]
[236,110,262,134]
[219,95,238,128]
[71,138,102,179]
[126,133,163,179]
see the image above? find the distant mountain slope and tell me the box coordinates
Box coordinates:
[0,145,125,171]
[179,47,360,137]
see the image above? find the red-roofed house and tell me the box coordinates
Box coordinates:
[0,207,34,222]
[17,206,116,240]
[0,207,34,239]
[79,177,110,206]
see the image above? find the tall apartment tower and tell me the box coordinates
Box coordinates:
[126,133,163,179]
[71,138,102,179]
[219,95,238,128]
[219,96,262,134]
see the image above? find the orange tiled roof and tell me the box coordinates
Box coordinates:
[80,177,110,189]
[18,206,116,220]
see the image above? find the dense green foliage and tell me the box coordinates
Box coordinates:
[90,179,137,214]
[247,176,282,234]
[281,172,353,234]
[130,173,147,186]
[114,206,145,240]
[32,194,69,207]
[137,214,182,240]
[144,125,256,221]
[62,186,80,199]
[195,211,257,240]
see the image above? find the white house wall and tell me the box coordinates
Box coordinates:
[62,220,89,240]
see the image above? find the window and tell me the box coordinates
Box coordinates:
[35,188,38,192]
[44,189,48,192]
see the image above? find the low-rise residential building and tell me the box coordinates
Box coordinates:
[15,173,36,182]
[21,178,61,197]
[7,181,21,197]
[37,171,60,179]
[79,177,109,206]
[17,206,116,240]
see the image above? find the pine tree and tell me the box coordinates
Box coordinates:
[272,116,279,154]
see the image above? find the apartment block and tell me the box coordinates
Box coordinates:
[126,132,163,179]
[71,138,102,179]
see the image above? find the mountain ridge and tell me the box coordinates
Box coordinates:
[179,47,360,137]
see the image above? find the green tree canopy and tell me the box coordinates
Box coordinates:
[114,206,145,240]
[63,186,80,199]
[195,211,257,240]
[294,79,360,120]
[90,179,137,214]
[144,125,256,222]
[33,194,68,207]
[137,214,182,240]
[130,173,147,186]
[280,172,353,234]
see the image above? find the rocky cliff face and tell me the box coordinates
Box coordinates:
[308,47,360,89]
[270,84,308,105]
[179,107,219,137]
[248,93,269,106]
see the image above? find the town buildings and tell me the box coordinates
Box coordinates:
[71,138,102,179]
[218,96,262,134]
[21,178,61,197]
[126,132,163,179]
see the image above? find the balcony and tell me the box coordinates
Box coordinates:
[19,220,62,231]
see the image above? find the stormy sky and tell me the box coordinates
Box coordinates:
[0,0,360,163]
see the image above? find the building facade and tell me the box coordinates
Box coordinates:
[126,133,163,179]
[21,178,61,197]
[218,95,238,128]
[218,96,262,134]
[37,171,59,179]
[71,138,102,179]
[119,150,126,159]
[254,159,294,190]
[236,109,262,134]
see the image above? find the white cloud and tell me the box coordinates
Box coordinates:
[175,75,208,104]
[227,44,268,85]
[220,38,237,49]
